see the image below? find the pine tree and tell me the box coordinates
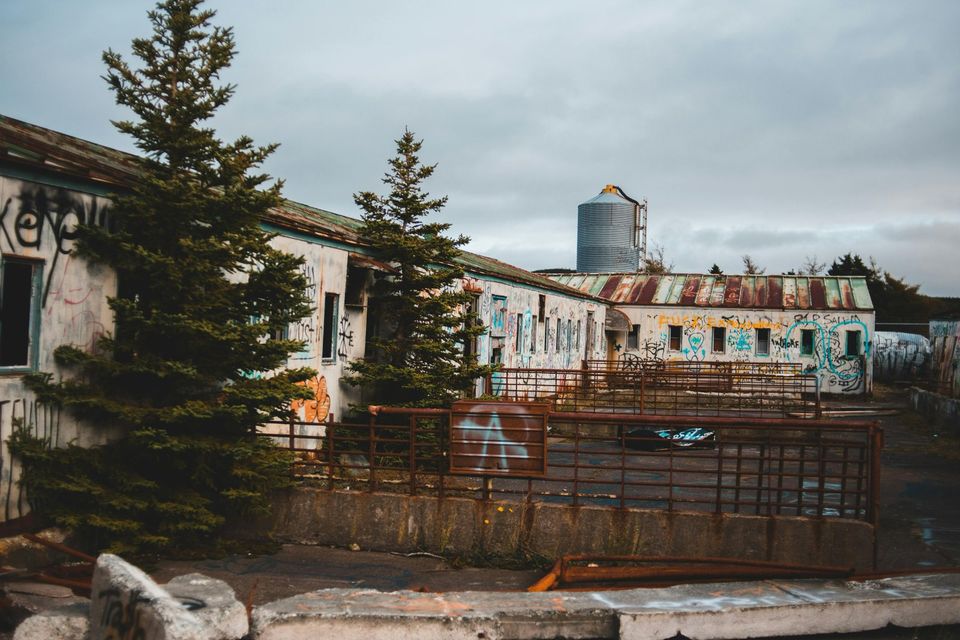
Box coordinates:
[346,130,491,407]
[708,263,723,275]
[15,0,314,556]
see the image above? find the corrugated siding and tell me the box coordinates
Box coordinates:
[543,272,873,310]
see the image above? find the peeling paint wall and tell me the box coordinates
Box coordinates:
[930,320,960,398]
[462,276,606,371]
[0,175,118,521]
[617,306,874,395]
[267,234,365,425]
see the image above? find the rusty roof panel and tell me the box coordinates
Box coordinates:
[810,279,827,309]
[679,276,700,305]
[767,276,782,308]
[665,275,685,304]
[782,277,797,309]
[586,275,608,297]
[625,275,649,303]
[695,276,715,306]
[611,274,637,302]
[598,275,623,299]
[652,275,673,304]
[797,278,810,308]
[724,276,742,306]
[851,278,873,309]
[840,278,856,309]
[636,276,659,304]
[739,276,755,307]
[709,278,727,306]
[825,278,842,309]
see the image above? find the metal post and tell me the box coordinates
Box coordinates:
[409,415,417,496]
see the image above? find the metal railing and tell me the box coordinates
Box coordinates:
[484,367,820,418]
[258,408,881,525]
[584,357,805,376]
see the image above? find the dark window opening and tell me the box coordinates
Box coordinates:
[756,328,771,356]
[1,260,38,368]
[516,313,523,351]
[344,266,366,307]
[322,292,339,361]
[845,330,862,357]
[544,316,550,351]
[627,325,640,350]
[669,325,682,352]
[712,327,726,354]
[801,329,815,356]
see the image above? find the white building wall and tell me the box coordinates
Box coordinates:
[0,175,118,521]
[618,305,874,394]
[464,276,606,370]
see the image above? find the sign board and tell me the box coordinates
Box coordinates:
[449,400,550,477]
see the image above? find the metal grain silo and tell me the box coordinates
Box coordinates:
[576,185,647,272]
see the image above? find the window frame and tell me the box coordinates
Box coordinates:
[845,329,862,357]
[668,325,682,352]
[756,328,771,356]
[0,256,43,373]
[712,326,726,354]
[321,292,339,362]
[800,329,815,356]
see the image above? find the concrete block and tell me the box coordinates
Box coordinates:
[90,554,243,640]
[13,603,89,640]
[163,573,248,640]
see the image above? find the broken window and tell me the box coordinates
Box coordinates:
[321,292,339,361]
[515,313,523,351]
[627,325,640,350]
[575,320,581,352]
[0,258,42,369]
[801,329,815,356]
[544,316,550,351]
[712,327,726,354]
[344,266,367,307]
[531,316,538,353]
[555,318,561,351]
[756,328,770,356]
[538,294,545,323]
[668,325,682,352]
[845,330,862,357]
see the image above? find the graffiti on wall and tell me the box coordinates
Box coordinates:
[290,263,319,360]
[930,321,960,398]
[631,310,872,393]
[449,401,547,476]
[873,332,929,382]
[291,375,331,423]
[0,183,111,307]
[337,316,354,360]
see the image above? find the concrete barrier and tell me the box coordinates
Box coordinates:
[911,386,960,432]
[251,574,960,640]
[270,488,875,570]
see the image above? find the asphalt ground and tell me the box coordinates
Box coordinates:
[149,385,960,606]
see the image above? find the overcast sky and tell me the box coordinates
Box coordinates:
[3,1,958,294]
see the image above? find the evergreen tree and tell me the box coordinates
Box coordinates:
[708,263,723,275]
[14,0,313,556]
[346,130,491,407]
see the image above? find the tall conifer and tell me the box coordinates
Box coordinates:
[16,0,313,555]
[347,130,491,407]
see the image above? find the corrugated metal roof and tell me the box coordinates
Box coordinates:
[1,114,599,302]
[546,272,873,311]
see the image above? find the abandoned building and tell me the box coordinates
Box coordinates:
[0,114,607,521]
[546,184,876,395]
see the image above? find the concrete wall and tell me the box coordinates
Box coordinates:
[0,175,118,521]
[874,331,930,382]
[616,306,874,394]
[930,320,960,398]
[910,387,960,432]
[270,488,876,571]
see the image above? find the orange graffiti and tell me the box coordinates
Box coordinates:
[291,375,330,423]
